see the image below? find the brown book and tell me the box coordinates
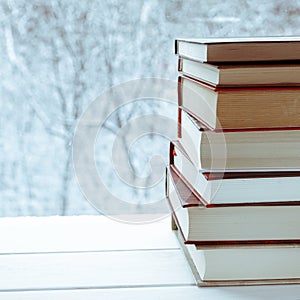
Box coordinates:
[178,108,300,170]
[170,140,300,205]
[166,166,300,244]
[175,36,300,63]
[178,75,300,130]
[178,57,300,87]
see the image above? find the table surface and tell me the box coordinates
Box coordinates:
[0,215,300,300]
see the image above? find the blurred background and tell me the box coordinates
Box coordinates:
[1,0,300,216]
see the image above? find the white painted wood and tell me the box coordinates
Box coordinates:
[2,285,300,300]
[0,216,179,253]
[1,216,300,299]
[0,250,195,291]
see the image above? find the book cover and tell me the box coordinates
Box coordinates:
[175,36,300,63]
[178,57,300,87]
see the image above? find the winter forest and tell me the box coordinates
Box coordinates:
[1,0,300,217]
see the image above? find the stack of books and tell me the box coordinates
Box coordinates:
[166,36,300,286]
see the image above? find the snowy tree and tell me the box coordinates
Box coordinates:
[1,0,300,216]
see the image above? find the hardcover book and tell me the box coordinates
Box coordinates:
[166,166,300,244]
[175,36,300,63]
[178,57,300,87]
[179,108,300,170]
[170,140,300,205]
[178,75,300,130]
[173,224,300,286]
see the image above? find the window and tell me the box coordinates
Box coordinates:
[1,0,298,216]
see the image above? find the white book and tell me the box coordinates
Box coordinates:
[179,108,300,171]
[171,140,300,204]
[173,226,300,285]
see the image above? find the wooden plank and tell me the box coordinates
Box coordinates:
[0,250,195,291]
[0,216,179,254]
[2,285,300,300]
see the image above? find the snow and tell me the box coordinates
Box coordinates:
[1,0,300,216]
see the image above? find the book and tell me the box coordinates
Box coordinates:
[178,76,300,130]
[175,36,300,63]
[170,140,300,205]
[178,57,300,87]
[173,225,300,285]
[179,108,300,170]
[166,166,300,244]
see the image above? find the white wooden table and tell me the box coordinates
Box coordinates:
[0,215,300,299]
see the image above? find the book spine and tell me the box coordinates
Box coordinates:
[169,141,175,165]
[165,167,168,199]
[178,57,183,72]
[174,39,179,55]
[177,107,182,138]
[177,76,183,106]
